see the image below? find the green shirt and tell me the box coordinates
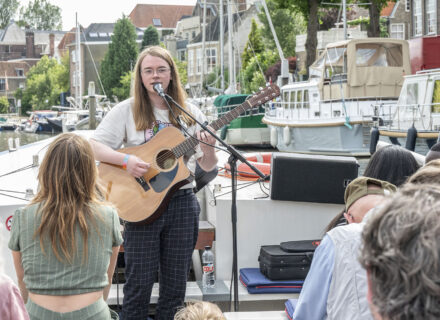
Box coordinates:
[8,203,123,296]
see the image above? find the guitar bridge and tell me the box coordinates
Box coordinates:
[135,176,150,192]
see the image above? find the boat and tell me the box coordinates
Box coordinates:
[214,94,271,147]
[374,68,440,151]
[262,38,412,156]
[21,110,59,133]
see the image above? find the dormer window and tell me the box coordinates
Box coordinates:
[153,18,162,27]
[98,32,107,37]
[89,32,98,37]
[16,69,24,77]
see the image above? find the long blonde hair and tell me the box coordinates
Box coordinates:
[132,45,195,130]
[31,133,102,263]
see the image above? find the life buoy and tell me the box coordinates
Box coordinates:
[224,153,271,179]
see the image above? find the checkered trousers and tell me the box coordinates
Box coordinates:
[120,189,200,320]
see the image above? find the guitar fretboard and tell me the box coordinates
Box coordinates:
[171,85,279,158]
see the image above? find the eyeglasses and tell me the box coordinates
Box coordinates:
[142,67,170,77]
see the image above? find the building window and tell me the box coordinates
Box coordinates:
[0,79,5,91]
[406,0,410,12]
[188,50,194,76]
[413,0,422,36]
[390,23,405,39]
[153,18,162,27]
[205,48,217,73]
[425,0,437,35]
[196,48,202,74]
[178,49,186,61]
[89,32,98,37]
[16,69,24,77]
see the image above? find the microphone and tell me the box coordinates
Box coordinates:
[153,83,165,97]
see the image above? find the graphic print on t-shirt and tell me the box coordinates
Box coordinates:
[144,120,173,142]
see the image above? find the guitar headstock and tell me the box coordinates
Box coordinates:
[246,84,281,109]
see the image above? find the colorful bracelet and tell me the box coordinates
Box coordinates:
[122,154,130,170]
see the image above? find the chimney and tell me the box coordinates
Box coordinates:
[49,33,55,57]
[25,28,35,58]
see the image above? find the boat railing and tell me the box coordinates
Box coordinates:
[265,97,395,122]
[376,102,440,131]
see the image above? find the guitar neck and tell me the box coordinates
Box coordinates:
[171,100,253,158]
[172,85,280,158]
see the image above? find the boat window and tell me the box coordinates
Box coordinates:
[324,47,346,78]
[355,43,403,67]
[432,80,440,113]
[296,90,302,108]
[407,83,418,105]
[303,90,309,108]
[289,91,295,109]
[282,91,289,107]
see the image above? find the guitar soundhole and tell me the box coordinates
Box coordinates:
[156,150,176,170]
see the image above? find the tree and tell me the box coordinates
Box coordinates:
[0,96,9,113]
[242,50,279,93]
[19,55,69,112]
[242,19,265,70]
[174,58,187,86]
[265,57,297,83]
[362,0,396,37]
[142,25,160,49]
[258,0,306,59]
[0,0,19,29]
[112,72,133,101]
[275,0,341,76]
[18,0,62,30]
[100,16,139,100]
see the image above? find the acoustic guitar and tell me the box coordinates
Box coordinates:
[98,84,280,224]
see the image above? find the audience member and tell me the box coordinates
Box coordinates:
[0,224,29,320]
[174,301,225,320]
[360,184,440,320]
[8,133,123,320]
[364,145,419,186]
[424,141,440,164]
[291,177,396,320]
[407,159,440,185]
[326,145,416,232]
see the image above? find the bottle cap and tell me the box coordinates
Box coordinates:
[204,246,211,250]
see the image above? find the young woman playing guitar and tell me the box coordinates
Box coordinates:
[90,46,218,320]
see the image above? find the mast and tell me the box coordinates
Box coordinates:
[219,0,225,92]
[261,0,289,85]
[75,13,82,108]
[225,0,236,94]
[200,0,207,95]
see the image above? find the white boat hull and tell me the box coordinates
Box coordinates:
[267,122,371,156]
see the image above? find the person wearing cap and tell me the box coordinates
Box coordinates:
[289,177,396,320]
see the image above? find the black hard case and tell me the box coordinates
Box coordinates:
[258,245,313,281]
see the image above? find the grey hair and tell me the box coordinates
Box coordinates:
[360,184,440,320]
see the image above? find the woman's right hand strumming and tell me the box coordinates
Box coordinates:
[126,155,150,178]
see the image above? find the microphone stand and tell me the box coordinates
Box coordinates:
[160,92,267,311]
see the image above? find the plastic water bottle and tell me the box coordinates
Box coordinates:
[202,246,215,288]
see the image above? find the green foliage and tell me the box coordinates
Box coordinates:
[100,16,139,101]
[19,55,69,112]
[0,96,9,113]
[0,0,19,29]
[242,50,279,93]
[112,72,133,101]
[347,17,389,37]
[18,0,62,30]
[204,67,229,93]
[142,26,160,49]
[258,0,306,58]
[242,19,265,70]
[174,58,187,86]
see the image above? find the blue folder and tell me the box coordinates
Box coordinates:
[239,268,303,294]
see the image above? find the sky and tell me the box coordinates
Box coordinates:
[17,0,198,30]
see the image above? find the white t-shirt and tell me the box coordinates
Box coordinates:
[93,97,206,188]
